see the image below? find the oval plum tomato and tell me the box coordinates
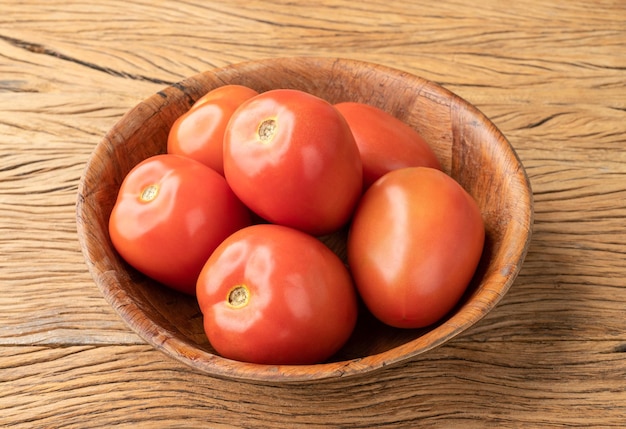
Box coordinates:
[223,89,363,236]
[167,85,258,175]
[196,223,358,365]
[109,154,251,295]
[334,102,441,189]
[347,167,484,329]
[188,84,258,113]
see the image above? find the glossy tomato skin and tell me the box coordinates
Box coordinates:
[223,89,363,236]
[347,167,484,328]
[167,85,258,174]
[334,102,441,189]
[196,223,358,365]
[109,154,251,295]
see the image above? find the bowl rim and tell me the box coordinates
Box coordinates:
[76,56,534,384]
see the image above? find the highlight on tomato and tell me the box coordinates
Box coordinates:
[167,85,258,175]
[334,101,441,189]
[347,167,485,329]
[223,89,363,236]
[108,154,251,295]
[196,223,359,365]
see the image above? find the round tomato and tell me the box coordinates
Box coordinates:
[334,102,441,189]
[223,89,362,236]
[347,167,484,328]
[196,223,358,365]
[167,85,258,174]
[109,154,251,295]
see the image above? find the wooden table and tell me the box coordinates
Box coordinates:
[2,1,625,427]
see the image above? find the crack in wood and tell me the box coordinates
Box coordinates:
[518,112,570,130]
[613,343,626,353]
[0,34,173,86]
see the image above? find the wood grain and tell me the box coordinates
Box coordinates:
[1,0,625,427]
[1,343,625,428]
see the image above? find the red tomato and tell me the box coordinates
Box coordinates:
[223,89,362,236]
[196,223,358,365]
[109,154,251,295]
[167,85,258,174]
[347,167,484,328]
[188,84,258,113]
[334,102,441,189]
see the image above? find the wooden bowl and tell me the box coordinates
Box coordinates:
[76,57,533,383]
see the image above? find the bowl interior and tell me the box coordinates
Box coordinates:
[76,57,533,383]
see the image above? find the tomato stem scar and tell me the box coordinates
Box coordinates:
[227,284,250,308]
[140,184,159,202]
[257,118,277,143]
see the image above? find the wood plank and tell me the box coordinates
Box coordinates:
[1,0,626,427]
[1,344,625,428]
